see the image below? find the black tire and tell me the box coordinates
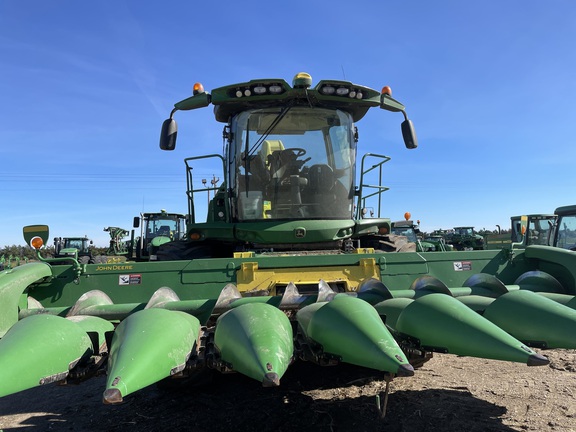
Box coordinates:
[156,241,214,261]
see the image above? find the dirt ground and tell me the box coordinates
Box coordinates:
[0,349,574,432]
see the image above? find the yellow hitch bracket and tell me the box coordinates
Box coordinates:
[236,262,276,294]
[355,248,375,254]
[234,251,255,258]
[239,262,259,283]
[359,258,378,278]
[235,260,381,295]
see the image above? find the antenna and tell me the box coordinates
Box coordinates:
[341,65,346,80]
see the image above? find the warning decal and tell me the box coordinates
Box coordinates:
[453,261,472,271]
[119,274,142,285]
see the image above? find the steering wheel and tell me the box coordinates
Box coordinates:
[283,148,307,158]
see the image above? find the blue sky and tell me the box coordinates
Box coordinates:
[1,1,575,247]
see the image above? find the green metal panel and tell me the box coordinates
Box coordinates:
[524,246,576,293]
[19,249,538,311]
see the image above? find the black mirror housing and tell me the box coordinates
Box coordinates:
[160,118,178,151]
[401,119,418,149]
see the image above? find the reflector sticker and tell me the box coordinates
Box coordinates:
[453,261,472,271]
[119,274,142,285]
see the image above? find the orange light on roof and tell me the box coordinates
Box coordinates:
[381,86,392,96]
[404,212,411,221]
[30,236,44,250]
[193,83,205,95]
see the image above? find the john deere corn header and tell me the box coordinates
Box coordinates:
[2,73,576,410]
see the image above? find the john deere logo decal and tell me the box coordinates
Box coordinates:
[294,227,306,238]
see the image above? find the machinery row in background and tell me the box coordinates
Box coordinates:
[8,204,574,269]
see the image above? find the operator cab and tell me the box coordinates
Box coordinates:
[230,107,355,221]
[158,73,418,251]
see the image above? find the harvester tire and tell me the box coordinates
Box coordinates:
[156,240,213,261]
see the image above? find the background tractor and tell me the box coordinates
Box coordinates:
[53,235,94,264]
[390,214,449,252]
[443,226,485,250]
[484,214,556,249]
[133,210,187,260]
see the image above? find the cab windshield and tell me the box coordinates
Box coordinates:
[65,239,88,251]
[231,107,355,221]
[527,217,554,246]
[456,228,474,236]
[555,215,576,250]
[392,226,418,242]
[145,216,185,240]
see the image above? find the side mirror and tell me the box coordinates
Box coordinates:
[160,118,178,151]
[401,119,418,149]
[133,217,140,228]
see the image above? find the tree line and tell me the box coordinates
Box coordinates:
[0,244,109,262]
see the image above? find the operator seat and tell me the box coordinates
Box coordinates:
[260,140,285,179]
[260,140,285,168]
